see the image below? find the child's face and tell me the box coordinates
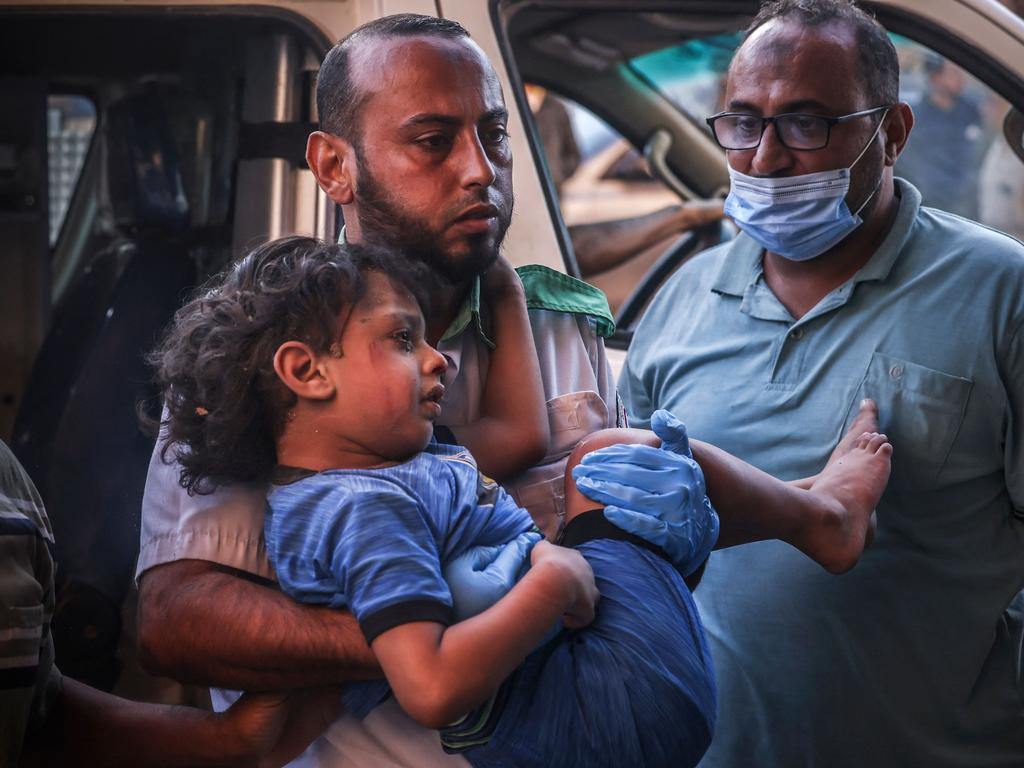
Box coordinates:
[321,271,448,462]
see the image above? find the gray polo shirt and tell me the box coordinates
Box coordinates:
[621,179,1024,766]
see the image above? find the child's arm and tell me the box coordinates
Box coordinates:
[368,540,596,729]
[448,257,550,481]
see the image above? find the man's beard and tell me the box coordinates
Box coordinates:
[352,147,513,285]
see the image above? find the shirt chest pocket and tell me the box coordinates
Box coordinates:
[546,390,611,461]
[504,391,611,537]
[846,352,972,491]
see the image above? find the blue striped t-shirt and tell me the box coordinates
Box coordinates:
[266,442,533,644]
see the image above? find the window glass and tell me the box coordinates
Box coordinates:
[519,22,1024,337]
[47,95,95,245]
[523,84,691,315]
[630,33,742,127]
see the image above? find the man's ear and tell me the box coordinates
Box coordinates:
[883,103,914,166]
[307,131,356,205]
[273,341,335,401]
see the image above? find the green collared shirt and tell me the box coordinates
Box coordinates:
[442,266,615,348]
[622,179,1024,766]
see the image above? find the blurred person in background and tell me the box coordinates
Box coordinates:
[523,82,724,281]
[979,0,1024,239]
[897,54,985,217]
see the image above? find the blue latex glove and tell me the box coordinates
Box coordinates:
[443,531,542,622]
[571,409,719,576]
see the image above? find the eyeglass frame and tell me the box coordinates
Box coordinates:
[704,106,893,151]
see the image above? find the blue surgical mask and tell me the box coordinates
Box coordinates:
[723,114,888,261]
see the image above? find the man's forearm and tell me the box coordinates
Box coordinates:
[570,202,724,276]
[23,677,257,768]
[138,559,380,689]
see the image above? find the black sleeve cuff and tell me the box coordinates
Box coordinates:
[558,509,709,591]
[360,599,455,644]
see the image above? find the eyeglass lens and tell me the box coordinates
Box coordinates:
[715,114,830,150]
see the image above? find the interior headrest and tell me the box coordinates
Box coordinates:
[105,89,189,232]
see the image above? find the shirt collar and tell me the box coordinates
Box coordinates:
[710,177,923,298]
[440,277,494,348]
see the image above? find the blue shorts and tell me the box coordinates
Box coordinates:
[461,538,717,768]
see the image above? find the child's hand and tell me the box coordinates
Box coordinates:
[482,256,524,302]
[530,540,599,629]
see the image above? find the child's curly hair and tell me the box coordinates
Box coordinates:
[150,236,428,493]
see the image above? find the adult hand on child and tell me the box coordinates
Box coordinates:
[444,531,542,622]
[571,410,719,577]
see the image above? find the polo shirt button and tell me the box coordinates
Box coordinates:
[790,328,804,340]
[889,364,904,379]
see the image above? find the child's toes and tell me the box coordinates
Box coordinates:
[866,433,888,453]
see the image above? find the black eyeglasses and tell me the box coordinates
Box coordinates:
[705,106,892,151]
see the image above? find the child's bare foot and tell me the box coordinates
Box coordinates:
[791,400,880,491]
[825,399,880,473]
[795,431,892,574]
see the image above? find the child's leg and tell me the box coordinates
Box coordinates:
[565,406,892,574]
[479,429,716,768]
[563,428,659,523]
[688,401,891,573]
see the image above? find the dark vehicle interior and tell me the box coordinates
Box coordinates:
[0,9,326,692]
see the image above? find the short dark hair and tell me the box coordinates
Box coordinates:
[150,236,429,493]
[744,0,900,106]
[317,14,471,142]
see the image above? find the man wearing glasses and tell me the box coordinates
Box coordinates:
[613,0,1024,765]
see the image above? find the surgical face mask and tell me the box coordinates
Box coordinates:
[723,113,888,261]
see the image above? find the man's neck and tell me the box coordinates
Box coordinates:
[342,214,474,346]
[762,179,899,320]
[424,277,474,347]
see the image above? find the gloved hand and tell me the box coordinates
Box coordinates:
[443,531,542,621]
[571,410,719,576]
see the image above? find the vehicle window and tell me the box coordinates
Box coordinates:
[630,33,741,129]
[47,95,95,245]
[523,84,697,315]
[514,17,1024,346]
